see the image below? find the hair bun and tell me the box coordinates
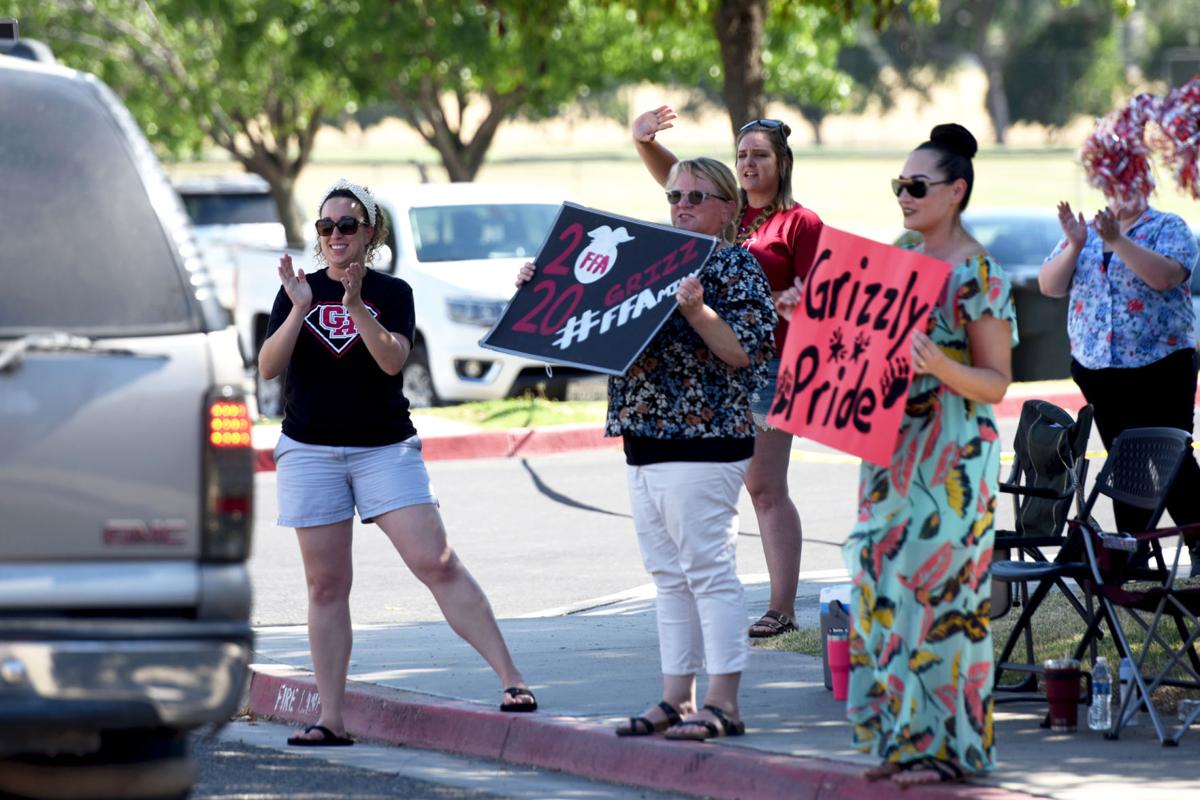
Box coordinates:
[929,123,977,159]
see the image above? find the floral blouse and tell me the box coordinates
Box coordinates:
[605,246,776,440]
[1046,206,1198,369]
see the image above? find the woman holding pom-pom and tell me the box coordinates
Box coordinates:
[1039,99,1200,574]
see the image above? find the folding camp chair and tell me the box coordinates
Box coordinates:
[991,400,1095,696]
[1074,427,1200,745]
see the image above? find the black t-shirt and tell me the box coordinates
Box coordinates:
[266,268,418,446]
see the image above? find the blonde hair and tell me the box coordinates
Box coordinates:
[666,157,741,243]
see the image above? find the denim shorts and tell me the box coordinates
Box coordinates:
[748,357,781,430]
[274,433,438,528]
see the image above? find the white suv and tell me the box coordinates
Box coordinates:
[0,37,253,800]
[378,182,594,406]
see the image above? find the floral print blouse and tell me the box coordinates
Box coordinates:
[1046,206,1198,369]
[605,246,777,440]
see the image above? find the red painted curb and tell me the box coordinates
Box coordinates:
[247,667,1037,800]
[253,390,1104,471]
[253,425,621,472]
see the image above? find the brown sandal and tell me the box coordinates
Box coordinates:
[748,610,796,638]
[615,700,683,736]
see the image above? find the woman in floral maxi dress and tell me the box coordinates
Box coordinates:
[784,125,1016,787]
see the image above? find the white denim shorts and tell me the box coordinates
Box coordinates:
[274,433,438,528]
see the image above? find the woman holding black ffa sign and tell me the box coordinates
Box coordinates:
[517,157,776,741]
[262,180,537,747]
[632,106,822,641]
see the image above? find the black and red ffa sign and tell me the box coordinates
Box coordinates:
[481,203,718,375]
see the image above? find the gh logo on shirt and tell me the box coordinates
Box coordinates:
[304,302,379,355]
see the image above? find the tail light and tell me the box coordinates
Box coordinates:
[202,386,253,561]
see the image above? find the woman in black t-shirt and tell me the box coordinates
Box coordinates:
[261,179,536,747]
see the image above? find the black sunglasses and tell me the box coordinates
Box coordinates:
[666,189,730,206]
[315,216,368,237]
[738,118,787,136]
[891,178,952,199]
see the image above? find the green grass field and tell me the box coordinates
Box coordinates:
[216,145,1200,246]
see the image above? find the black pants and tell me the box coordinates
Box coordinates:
[1071,348,1200,536]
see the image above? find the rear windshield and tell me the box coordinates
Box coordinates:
[410,204,558,263]
[0,69,197,336]
[964,215,1063,268]
[181,192,279,226]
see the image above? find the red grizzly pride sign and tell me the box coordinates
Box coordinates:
[766,226,952,466]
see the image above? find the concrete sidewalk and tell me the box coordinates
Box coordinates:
[245,578,1199,800]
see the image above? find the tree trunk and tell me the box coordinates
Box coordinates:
[800,107,825,146]
[396,78,525,183]
[979,52,1010,146]
[713,0,768,137]
[968,0,1008,146]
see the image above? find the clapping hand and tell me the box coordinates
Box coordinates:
[277,253,312,311]
[340,261,365,308]
[632,105,677,144]
[1056,201,1088,250]
[1093,207,1122,244]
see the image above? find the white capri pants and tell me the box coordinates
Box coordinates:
[626,459,750,676]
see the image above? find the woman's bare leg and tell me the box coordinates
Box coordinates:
[744,428,801,629]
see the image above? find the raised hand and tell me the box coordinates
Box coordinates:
[632,105,677,144]
[1056,201,1088,249]
[277,252,312,311]
[340,261,365,308]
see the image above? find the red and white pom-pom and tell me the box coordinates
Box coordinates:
[1154,76,1200,199]
[1082,94,1158,204]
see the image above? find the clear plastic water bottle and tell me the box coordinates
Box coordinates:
[1118,657,1140,726]
[1088,657,1112,731]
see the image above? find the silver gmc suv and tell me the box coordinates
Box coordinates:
[0,30,253,800]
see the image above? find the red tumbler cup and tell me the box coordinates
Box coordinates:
[828,629,850,701]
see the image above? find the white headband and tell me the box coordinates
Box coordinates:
[320,178,377,227]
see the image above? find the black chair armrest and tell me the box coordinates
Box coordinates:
[998,482,1073,501]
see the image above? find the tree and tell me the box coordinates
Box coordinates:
[1127,0,1200,89]
[354,0,655,182]
[838,0,1133,144]
[627,0,934,138]
[7,0,364,246]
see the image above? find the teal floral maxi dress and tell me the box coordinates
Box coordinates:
[842,254,1017,775]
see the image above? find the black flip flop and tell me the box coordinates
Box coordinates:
[287,724,354,747]
[500,686,538,712]
[663,704,745,741]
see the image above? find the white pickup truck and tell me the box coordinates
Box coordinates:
[228,182,592,415]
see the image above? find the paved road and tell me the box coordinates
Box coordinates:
[247,444,863,627]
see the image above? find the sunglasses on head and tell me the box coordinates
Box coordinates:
[890,178,952,199]
[315,216,368,237]
[666,189,730,206]
[738,118,787,136]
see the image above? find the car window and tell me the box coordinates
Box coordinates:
[964,216,1063,267]
[410,204,559,262]
[181,192,279,226]
[0,70,197,335]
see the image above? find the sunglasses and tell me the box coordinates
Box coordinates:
[738,118,787,136]
[891,178,952,199]
[666,189,730,205]
[315,216,368,237]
